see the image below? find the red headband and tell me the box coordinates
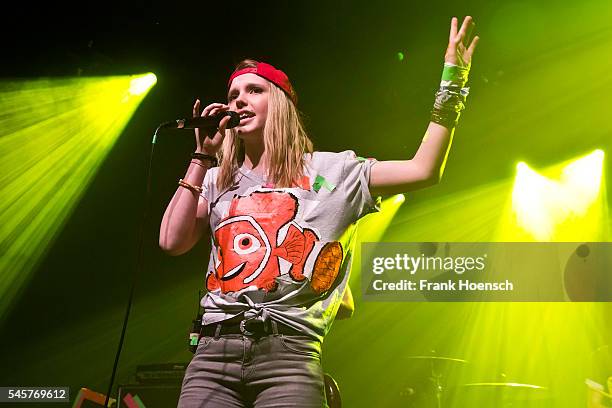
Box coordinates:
[228,62,297,105]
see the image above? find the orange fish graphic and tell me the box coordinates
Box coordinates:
[311,241,344,294]
[207,191,318,293]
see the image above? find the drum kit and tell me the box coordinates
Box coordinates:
[400,352,553,407]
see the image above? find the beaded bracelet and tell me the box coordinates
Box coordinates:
[178,179,203,194]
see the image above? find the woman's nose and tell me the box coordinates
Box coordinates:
[234,94,247,108]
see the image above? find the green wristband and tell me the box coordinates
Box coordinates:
[441,63,469,85]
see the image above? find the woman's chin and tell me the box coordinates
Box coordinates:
[236,127,264,140]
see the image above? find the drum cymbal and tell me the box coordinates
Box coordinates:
[405,356,469,383]
[407,356,468,364]
[459,382,550,400]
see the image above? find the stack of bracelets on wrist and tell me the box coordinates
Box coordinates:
[191,152,218,167]
[430,63,471,129]
[178,179,203,194]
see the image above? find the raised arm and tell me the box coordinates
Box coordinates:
[370,16,479,197]
[159,100,231,255]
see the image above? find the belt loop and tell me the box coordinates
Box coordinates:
[214,323,222,339]
[271,320,279,335]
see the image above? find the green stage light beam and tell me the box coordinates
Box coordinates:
[351,194,406,289]
[348,169,609,406]
[385,179,512,242]
[446,150,609,407]
[506,149,607,241]
[0,73,157,322]
[359,194,406,242]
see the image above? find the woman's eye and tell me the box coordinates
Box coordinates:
[233,233,261,255]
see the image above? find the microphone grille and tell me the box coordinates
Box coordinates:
[225,111,241,129]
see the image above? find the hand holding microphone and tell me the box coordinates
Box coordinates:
[191,100,240,154]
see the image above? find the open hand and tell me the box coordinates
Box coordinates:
[445,16,479,67]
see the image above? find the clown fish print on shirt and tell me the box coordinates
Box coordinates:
[207,191,319,293]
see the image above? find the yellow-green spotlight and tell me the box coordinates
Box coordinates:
[512,162,556,240]
[351,194,406,290]
[561,149,604,208]
[510,149,607,241]
[0,74,157,322]
[128,73,157,96]
[393,193,406,205]
[362,194,406,241]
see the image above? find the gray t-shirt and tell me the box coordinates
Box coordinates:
[199,150,379,342]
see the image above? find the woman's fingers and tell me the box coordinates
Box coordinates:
[208,105,230,118]
[450,16,475,44]
[193,99,202,142]
[465,36,480,62]
[449,17,458,42]
[192,101,230,154]
[446,16,477,66]
[217,116,231,136]
[464,20,475,48]
[193,99,201,117]
[457,16,473,43]
[201,115,230,150]
[201,103,228,117]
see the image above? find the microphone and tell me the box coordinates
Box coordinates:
[165,111,241,131]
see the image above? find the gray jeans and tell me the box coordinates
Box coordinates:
[178,330,328,408]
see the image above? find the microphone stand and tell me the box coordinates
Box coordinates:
[103,123,165,407]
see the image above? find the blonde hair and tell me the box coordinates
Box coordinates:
[216,60,313,190]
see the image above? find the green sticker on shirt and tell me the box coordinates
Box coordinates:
[313,175,336,192]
